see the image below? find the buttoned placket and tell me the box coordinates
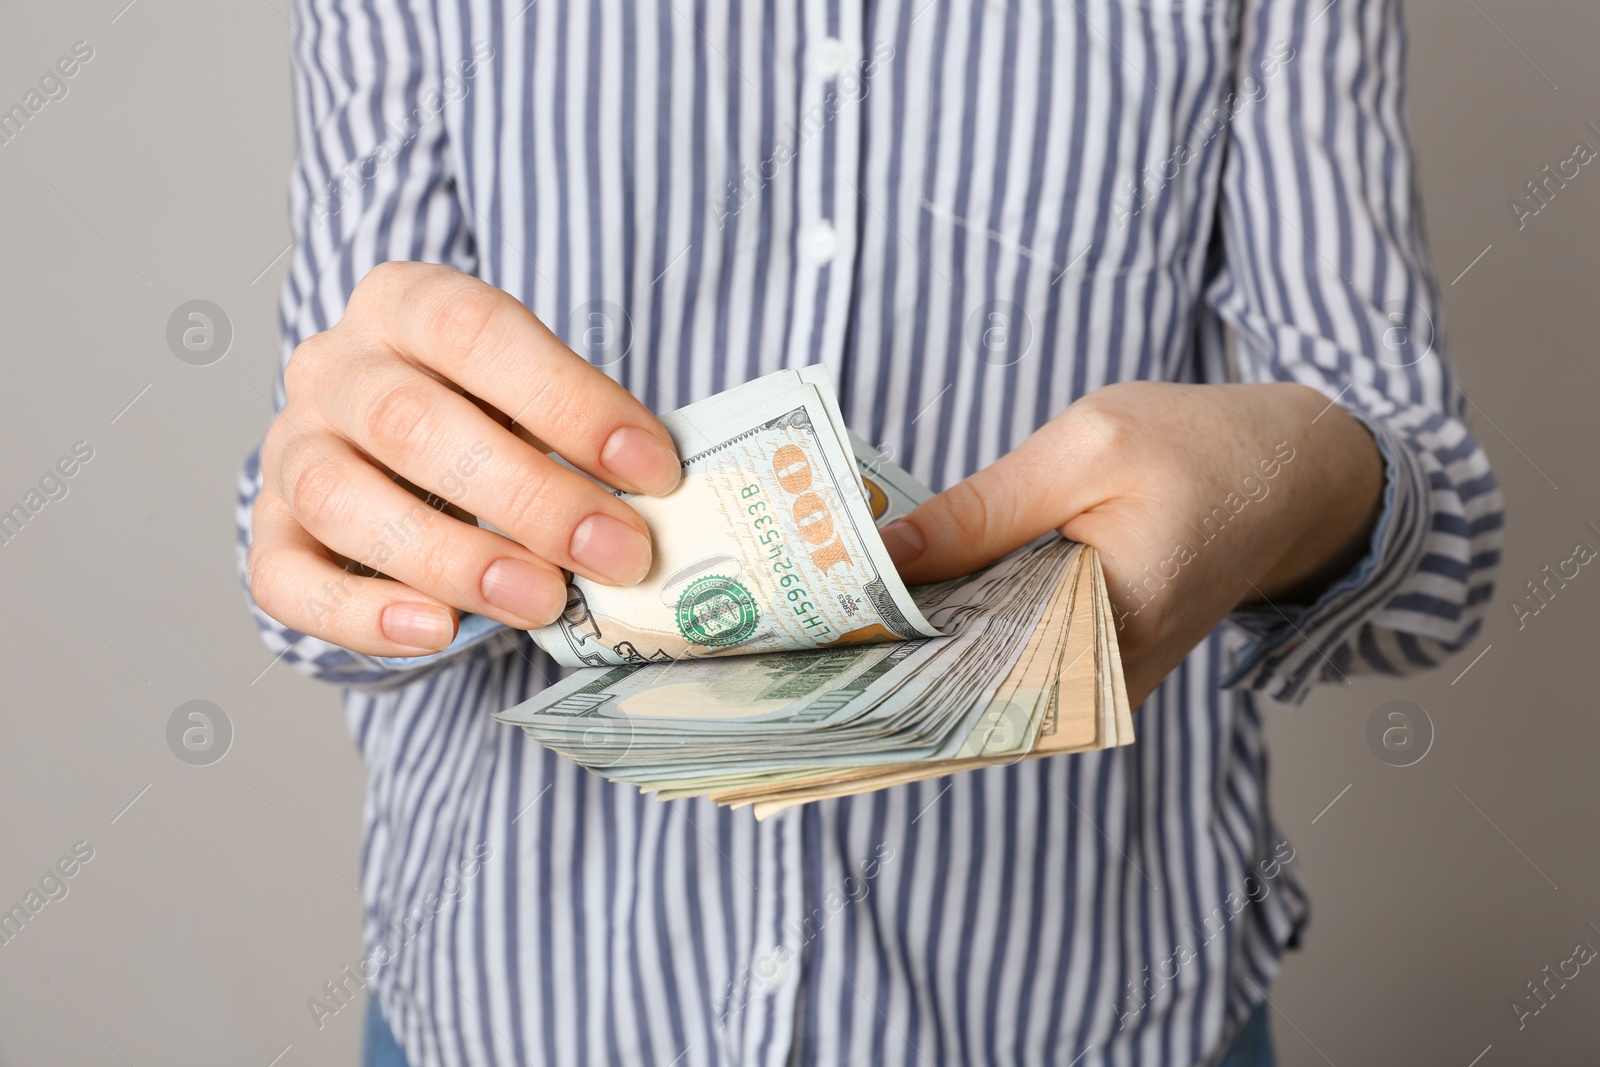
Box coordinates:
[765,6,871,1060]
[785,0,866,388]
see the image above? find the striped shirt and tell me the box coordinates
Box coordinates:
[237,0,1502,1063]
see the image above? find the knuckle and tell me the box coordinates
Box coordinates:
[519,367,567,429]
[1100,406,1136,452]
[260,418,291,473]
[497,464,559,537]
[365,379,437,454]
[366,260,409,285]
[247,545,287,618]
[407,529,459,593]
[283,333,328,401]
[1074,399,1134,462]
[353,260,411,308]
[942,479,1001,546]
[287,454,348,529]
[250,485,277,533]
[426,286,504,363]
[261,409,313,473]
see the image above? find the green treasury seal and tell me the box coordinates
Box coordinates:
[675,575,761,647]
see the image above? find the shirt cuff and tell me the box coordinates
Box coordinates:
[1221,408,1434,703]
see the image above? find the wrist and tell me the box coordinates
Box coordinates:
[1251,387,1385,605]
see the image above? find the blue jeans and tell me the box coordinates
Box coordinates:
[362,1000,408,1067]
[1216,1002,1275,1067]
[363,997,1274,1066]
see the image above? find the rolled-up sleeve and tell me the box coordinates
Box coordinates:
[235,0,508,689]
[1208,0,1504,703]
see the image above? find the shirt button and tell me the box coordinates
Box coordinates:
[756,947,792,991]
[808,220,839,263]
[814,37,848,79]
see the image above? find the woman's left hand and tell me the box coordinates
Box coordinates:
[879,381,1385,708]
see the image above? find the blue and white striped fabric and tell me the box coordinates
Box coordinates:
[237,0,1502,1063]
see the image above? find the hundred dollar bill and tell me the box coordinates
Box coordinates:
[530,369,940,667]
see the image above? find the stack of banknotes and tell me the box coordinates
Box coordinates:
[495,366,1132,818]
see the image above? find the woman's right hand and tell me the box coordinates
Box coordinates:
[249,262,682,656]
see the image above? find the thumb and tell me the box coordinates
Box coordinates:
[880,444,1085,584]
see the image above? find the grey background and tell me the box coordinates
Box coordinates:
[0,1,1594,1064]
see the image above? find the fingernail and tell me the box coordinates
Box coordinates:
[879,521,926,566]
[481,557,564,626]
[600,426,682,496]
[570,513,653,585]
[381,602,456,651]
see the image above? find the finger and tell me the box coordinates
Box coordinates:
[271,428,571,627]
[317,357,654,587]
[249,490,459,656]
[353,263,681,496]
[880,427,1108,584]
